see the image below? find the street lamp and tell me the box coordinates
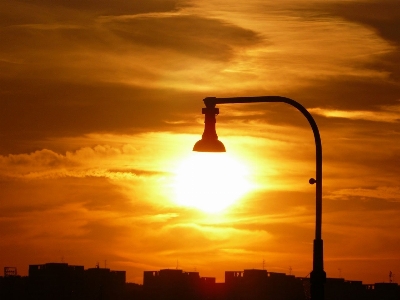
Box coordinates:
[193,96,326,300]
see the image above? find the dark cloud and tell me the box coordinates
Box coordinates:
[0,80,202,154]
[0,0,186,26]
[367,51,400,82]
[0,6,261,62]
[105,15,263,61]
[0,14,261,64]
[287,75,400,110]
[0,177,135,215]
[283,0,400,48]
[324,0,400,82]
[328,0,400,47]
[78,220,131,243]
[50,0,184,15]
[251,0,400,111]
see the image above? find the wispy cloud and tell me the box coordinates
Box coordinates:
[309,104,400,122]
[327,186,400,201]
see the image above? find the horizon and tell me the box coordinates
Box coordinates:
[2,260,397,286]
[1,0,400,286]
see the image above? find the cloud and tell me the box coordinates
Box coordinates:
[328,0,400,46]
[0,0,187,26]
[327,186,400,202]
[103,14,263,61]
[1,149,74,168]
[309,104,400,123]
[0,82,203,154]
[0,176,132,216]
[324,0,400,81]
[288,75,400,110]
[0,144,169,179]
[0,4,264,155]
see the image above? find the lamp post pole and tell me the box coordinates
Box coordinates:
[194,96,326,300]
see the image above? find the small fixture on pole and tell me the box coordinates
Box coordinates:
[193,105,225,152]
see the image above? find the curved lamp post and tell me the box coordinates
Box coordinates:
[193,96,326,300]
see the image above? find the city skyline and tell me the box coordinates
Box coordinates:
[1,0,400,285]
[3,261,399,300]
[1,259,397,285]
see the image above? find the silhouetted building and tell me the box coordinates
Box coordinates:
[144,269,216,300]
[200,276,218,299]
[29,263,85,300]
[84,266,126,300]
[0,269,29,300]
[225,269,305,300]
[324,278,367,300]
[125,282,144,300]
[371,282,399,300]
[27,262,126,300]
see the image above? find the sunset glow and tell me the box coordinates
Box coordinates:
[1,0,400,286]
[173,152,252,213]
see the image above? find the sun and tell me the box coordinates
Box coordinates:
[173,152,252,213]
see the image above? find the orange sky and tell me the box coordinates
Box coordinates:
[1,0,400,284]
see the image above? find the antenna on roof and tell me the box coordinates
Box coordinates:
[289,266,292,275]
[389,271,393,283]
[262,259,265,270]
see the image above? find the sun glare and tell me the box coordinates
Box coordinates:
[173,152,252,213]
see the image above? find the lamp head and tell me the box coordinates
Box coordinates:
[193,106,226,152]
[193,137,226,152]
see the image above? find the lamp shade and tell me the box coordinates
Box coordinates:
[194,105,225,152]
[193,138,226,152]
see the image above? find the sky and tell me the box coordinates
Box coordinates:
[1,0,400,284]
